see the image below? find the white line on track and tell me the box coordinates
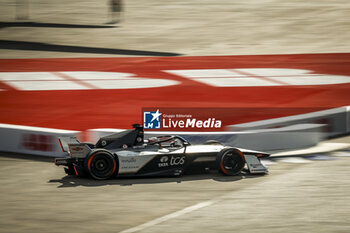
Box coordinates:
[119,200,217,233]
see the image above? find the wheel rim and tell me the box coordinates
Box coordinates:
[88,153,116,179]
[95,159,107,171]
[221,150,244,175]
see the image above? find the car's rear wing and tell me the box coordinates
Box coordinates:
[58,136,81,152]
[58,136,92,158]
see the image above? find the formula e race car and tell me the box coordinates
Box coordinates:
[55,124,270,180]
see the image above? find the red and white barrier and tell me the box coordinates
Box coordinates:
[1,54,350,130]
[0,123,80,157]
[0,54,349,156]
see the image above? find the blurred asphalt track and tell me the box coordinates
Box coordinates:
[0,0,350,232]
[0,0,349,58]
[0,147,350,233]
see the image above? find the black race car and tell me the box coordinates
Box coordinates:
[55,124,270,180]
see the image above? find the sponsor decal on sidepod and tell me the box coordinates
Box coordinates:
[158,156,185,167]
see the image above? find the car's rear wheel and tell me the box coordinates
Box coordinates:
[216,148,245,175]
[84,150,117,180]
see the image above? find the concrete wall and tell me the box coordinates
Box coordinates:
[228,106,350,138]
[0,123,80,157]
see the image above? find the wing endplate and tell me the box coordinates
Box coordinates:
[244,154,268,174]
[58,136,80,152]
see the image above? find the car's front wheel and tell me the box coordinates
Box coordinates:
[84,150,117,180]
[216,148,245,175]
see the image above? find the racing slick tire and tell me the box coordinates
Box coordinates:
[216,148,245,175]
[84,150,118,180]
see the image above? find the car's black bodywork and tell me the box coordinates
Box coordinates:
[55,124,270,180]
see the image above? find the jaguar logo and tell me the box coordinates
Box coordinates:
[160,156,168,162]
[71,147,83,151]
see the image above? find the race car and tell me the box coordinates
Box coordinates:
[55,124,270,180]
